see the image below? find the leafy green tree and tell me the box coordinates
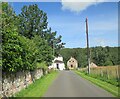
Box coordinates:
[18,4,48,39]
[18,4,65,56]
[2,3,65,73]
[54,35,65,56]
[2,2,23,72]
[60,46,119,68]
[109,47,119,65]
[91,46,106,66]
[60,48,72,68]
[32,35,53,65]
[18,36,39,70]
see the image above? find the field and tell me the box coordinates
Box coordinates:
[79,66,119,86]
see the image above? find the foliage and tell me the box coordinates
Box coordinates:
[90,46,119,66]
[2,3,65,73]
[18,36,39,70]
[18,4,48,39]
[60,48,88,68]
[32,35,53,65]
[60,46,119,67]
[18,4,65,56]
[36,61,47,69]
[2,2,24,72]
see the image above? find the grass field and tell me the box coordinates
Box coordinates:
[14,71,58,97]
[75,70,119,97]
[79,66,119,86]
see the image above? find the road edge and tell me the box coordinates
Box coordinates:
[74,70,119,97]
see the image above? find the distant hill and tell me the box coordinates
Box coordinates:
[60,46,120,68]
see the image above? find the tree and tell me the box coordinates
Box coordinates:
[2,2,24,72]
[32,35,53,65]
[18,4,48,39]
[18,4,65,56]
[18,36,39,70]
[54,35,65,56]
[60,46,119,68]
[2,3,65,73]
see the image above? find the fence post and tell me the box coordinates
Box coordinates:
[116,67,119,80]
[107,69,109,79]
[100,68,103,77]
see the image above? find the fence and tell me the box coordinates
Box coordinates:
[80,66,119,81]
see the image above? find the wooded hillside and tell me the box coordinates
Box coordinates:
[60,46,119,68]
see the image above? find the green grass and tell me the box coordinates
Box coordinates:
[15,71,58,97]
[89,73,119,87]
[75,70,119,97]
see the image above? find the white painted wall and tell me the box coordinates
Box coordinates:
[54,56,63,61]
[48,56,65,70]
[58,63,65,70]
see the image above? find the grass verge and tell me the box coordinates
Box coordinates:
[15,71,58,97]
[75,70,119,97]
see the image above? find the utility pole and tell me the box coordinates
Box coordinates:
[85,17,90,74]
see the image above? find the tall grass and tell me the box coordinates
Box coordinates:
[80,66,119,87]
[75,71,119,97]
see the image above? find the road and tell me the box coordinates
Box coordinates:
[44,70,114,97]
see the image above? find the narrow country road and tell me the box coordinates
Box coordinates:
[44,70,114,97]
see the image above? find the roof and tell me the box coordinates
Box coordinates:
[54,60,64,63]
[68,57,77,63]
[90,62,98,67]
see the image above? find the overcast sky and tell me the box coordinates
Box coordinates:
[10,1,118,48]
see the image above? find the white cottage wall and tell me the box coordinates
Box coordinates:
[59,63,65,70]
[48,56,65,70]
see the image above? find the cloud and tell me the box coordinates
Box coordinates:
[61,0,114,13]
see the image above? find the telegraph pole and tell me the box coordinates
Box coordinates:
[85,17,90,74]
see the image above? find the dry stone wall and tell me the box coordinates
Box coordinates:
[1,68,46,97]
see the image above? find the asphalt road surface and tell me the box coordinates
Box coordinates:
[44,70,114,97]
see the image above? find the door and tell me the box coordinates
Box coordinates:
[56,63,59,69]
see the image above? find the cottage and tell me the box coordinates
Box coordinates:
[86,62,98,68]
[48,56,65,70]
[67,57,78,70]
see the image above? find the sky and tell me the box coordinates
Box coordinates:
[10,1,118,48]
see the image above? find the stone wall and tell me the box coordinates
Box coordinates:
[0,67,2,98]
[1,68,46,97]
